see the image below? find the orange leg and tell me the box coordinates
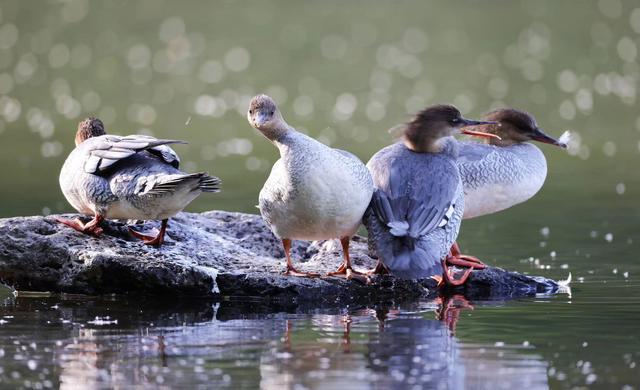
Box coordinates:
[128,219,169,247]
[281,238,320,278]
[283,320,293,351]
[435,294,474,334]
[447,242,486,269]
[364,260,390,276]
[157,334,167,367]
[433,256,474,287]
[327,237,370,283]
[55,214,104,237]
[341,315,352,353]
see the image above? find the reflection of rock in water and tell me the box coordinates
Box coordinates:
[58,328,175,389]
[2,296,550,389]
[57,318,286,389]
[49,300,283,388]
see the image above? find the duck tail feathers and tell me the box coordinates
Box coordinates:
[366,189,444,279]
[146,172,221,195]
[371,189,436,239]
[382,245,444,279]
[198,173,222,193]
[371,190,417,250]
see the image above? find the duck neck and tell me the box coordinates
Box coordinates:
[257,112,290,143]
[75,127,105,146]
[480,124,524,147]
[483,137,519,147]
[404,134,451,153]
[270,124,298,154]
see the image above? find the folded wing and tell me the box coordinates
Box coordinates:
[83,134,186,174]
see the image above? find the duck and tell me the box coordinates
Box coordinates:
[56,117,221,247]
[364,105,498,285]
[450,108,566,268]
[247,95,374,281]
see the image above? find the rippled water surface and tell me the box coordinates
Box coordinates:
[1,0,639,388]
[0,279,638,389]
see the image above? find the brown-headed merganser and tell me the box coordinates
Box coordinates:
[364,105,498,285]
[452,108,566,268]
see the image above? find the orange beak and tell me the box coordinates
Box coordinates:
[461,128,502,140]
[458,118,501,140]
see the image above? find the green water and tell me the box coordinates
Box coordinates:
[0,0,639,388]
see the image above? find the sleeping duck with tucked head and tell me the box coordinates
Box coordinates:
[56,117,221,247]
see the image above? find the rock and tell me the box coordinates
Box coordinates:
[0,211,559,303]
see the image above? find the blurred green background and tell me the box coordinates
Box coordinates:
[1,1,640,388]
[0,0,637,220]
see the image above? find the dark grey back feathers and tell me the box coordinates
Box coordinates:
[80,134,222,197]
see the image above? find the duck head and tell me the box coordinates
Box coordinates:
[247,95,288,141]
[75,117,106,146]
[400,104,499,153]
[470,108,566,148]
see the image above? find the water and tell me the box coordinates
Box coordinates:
[0,283,638,389]
[1,0,640,388]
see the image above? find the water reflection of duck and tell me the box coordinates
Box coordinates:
[59,330,101,390]
[364,105,497,285]
[262,300,474,389]
[367,312,464,388]
[367,304,550,389]
[56,117,221,246]
[452,108,566,265]
[247,95,373,281]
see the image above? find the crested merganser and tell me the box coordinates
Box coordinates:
[56,117,221,247]
[247,95,374,281]
[452,108,566,267]
[364,105,498,285]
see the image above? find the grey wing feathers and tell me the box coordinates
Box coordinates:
[408,200,445,237]
[134,134,181,168]
[148,144,181,168]
[84,135,186,174]
[371,189,449,240]
[364,145,460,279]
[364,198,445,279]
[146,172,221,195]
[371,191,395,227]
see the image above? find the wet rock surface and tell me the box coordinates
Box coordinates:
[0,211,559,303]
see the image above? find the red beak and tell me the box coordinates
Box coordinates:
[530,128,566,148]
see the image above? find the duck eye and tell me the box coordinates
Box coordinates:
[451,118,460,124]
[249,109,253,115]
[269,111,274,116]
